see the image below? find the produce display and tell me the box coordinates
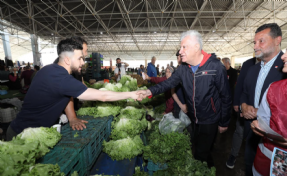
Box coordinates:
[0,127,63,176]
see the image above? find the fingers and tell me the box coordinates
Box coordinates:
[81,120,88,124]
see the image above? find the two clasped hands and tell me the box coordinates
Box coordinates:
[130,89,152,101]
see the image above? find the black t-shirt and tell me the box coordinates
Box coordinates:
[10,64,87,134]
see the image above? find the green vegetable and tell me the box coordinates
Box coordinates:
[133,166,149,176]
[154,103,166,114]
[120,106,146,120]
[110,117,147,140]
[0,85,8,90]
[92,82,104,89]
[95,103,121,117]
[71,171,79,176]
[103,136,144,160]
[17,127,62,148]
[28,163,65,176]
[74,132,79,138]
[77,107,97,116]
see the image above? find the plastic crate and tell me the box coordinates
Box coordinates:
[147,159,168,176]
[39,147,86,176]
[58,116,113,172]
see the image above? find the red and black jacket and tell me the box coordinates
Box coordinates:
[149,51,232,127]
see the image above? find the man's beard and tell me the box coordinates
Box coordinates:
[71,65,81,76]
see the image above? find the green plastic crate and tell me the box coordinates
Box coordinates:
[39,147,86,176]
[57,116,113,173]
[147,159,168,176]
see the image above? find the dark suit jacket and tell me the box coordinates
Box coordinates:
[233,57,257,106]
[240,51,287,107]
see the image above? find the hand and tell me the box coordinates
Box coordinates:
[218,126,228,133]
[144,73,151,80]
[241,103,257,119]
[131,91,145,101]
[233,105,239,112]
[180,104,188,113]
[136,90,152,99]
[69,118,88,130]
[250,120,264,137]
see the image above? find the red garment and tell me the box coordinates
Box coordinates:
[150,77,174,113]
[9,74,17,82]
[21,70,34,86]
[254,80,287,175]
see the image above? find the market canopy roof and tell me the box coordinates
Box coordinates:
[1,0,287,60]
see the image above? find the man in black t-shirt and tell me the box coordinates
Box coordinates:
[6,38,143,141]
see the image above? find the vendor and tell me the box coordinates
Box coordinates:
[144,66,174,114]
[8,67,21,90]
[6,38,143,141]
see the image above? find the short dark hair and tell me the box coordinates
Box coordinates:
[116,58,121,61]
[70,36,88,45]
[57,38,83,55]
[34,65,40,71]
[255,23,282,38]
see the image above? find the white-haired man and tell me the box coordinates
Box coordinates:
[222,57,238,99]
[137,30,232,167]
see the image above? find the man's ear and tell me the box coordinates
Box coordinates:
[275,36,282,46]
[63,56,71,66]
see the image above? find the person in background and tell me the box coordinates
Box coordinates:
[225,57,259,169]
[222,57,238,99]
[137,65,144,76]
[144,66,175,114]
[21,66,34,87]
[160,66,165,77]
[8,67,21,90]
[251,48,287,176]
[6,38,144,141]
[147,56,157,77]
[114,58,129,82]
[237,66,242,74]
[167,64,170,67]
[0,65,10,81]
[156,64,160,76]
[31,65,40,81]
[171,50,187,118]
[170,61,176,71]
[240,23,286,176]
[138,30,231,167]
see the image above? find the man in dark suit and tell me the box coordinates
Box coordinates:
[240,23,287,176]
[226,57,260,169]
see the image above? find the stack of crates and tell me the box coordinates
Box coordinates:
[39,116,113,176]
[85,52,104,81]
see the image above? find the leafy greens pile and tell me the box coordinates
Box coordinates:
[0,127,63,176]
[103,136,144,160]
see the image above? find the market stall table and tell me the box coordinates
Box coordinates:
[0,90,25,100]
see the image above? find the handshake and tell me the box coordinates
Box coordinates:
[130,89,152,101]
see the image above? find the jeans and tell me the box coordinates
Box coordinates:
[230,112,245,157]
[244,120,261,176]
[190,121,218,168]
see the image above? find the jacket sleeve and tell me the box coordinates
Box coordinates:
[150,77,166,84]
[149,67,182,96]
[240,67,253,106]
[233,61,250,106]
[215,64,232,127]
[147,65,151,77]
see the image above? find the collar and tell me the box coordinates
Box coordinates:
[188,50,211,68]
[260,52,280,68]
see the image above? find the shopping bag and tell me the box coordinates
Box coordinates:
[179,110,191,127]
[159,112,185,134]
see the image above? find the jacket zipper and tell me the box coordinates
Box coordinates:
[192,72,198,123]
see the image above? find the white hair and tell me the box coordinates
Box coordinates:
[180,30,203,50]
[222,57,231,64]
[151,56,156,60]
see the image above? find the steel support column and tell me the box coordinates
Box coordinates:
[0,24,12,62]
[31,34,41,66]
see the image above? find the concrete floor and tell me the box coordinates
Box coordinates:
[212,115,246,176]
